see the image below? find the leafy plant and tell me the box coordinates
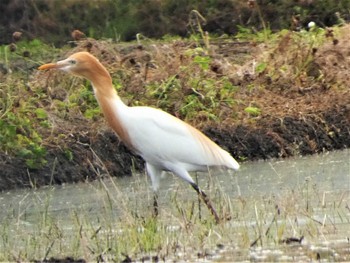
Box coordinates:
[235,25,275,43]
[0,110,48,169]
[292,26,327,79]
[0,39,60,169]
[193,55,211,70]
[244,106,261,116]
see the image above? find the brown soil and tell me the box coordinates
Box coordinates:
[34,257,86,263]
[1,26,350,191]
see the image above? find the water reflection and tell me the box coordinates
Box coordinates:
[1,149,349,220]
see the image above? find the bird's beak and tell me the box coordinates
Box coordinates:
[38,59,70,71]
[38,63,59,70]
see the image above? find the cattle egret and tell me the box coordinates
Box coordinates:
[38,51,239,223]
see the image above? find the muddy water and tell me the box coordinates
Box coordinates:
[0,149,349,261]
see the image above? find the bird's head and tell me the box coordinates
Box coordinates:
[38,52,110,82]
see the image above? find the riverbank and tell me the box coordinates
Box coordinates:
[0,25,349,191]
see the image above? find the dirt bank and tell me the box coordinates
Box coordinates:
[1,26,349,191]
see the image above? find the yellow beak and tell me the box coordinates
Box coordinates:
[38,63,58,70]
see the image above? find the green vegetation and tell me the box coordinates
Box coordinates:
[142,52,238,122]
[0,22,347,169]
[0,40,61,169]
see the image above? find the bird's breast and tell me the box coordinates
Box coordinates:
[96,94,135,150]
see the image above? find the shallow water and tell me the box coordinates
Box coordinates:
[0,149,349,261]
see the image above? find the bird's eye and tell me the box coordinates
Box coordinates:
[69,60,76,65]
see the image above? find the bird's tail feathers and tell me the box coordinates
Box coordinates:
[219,149,240,170]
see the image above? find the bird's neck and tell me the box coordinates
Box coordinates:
[89,69,134,149]
[89,68,117,99]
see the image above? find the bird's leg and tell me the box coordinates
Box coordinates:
[153,192,159,218]
[191,183,220,224]
[195,173,202,221]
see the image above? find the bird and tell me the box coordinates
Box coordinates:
[38,51,239,223]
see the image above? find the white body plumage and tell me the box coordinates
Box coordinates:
[103,96,239,191]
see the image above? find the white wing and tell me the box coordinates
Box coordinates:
[121,106,239,171]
